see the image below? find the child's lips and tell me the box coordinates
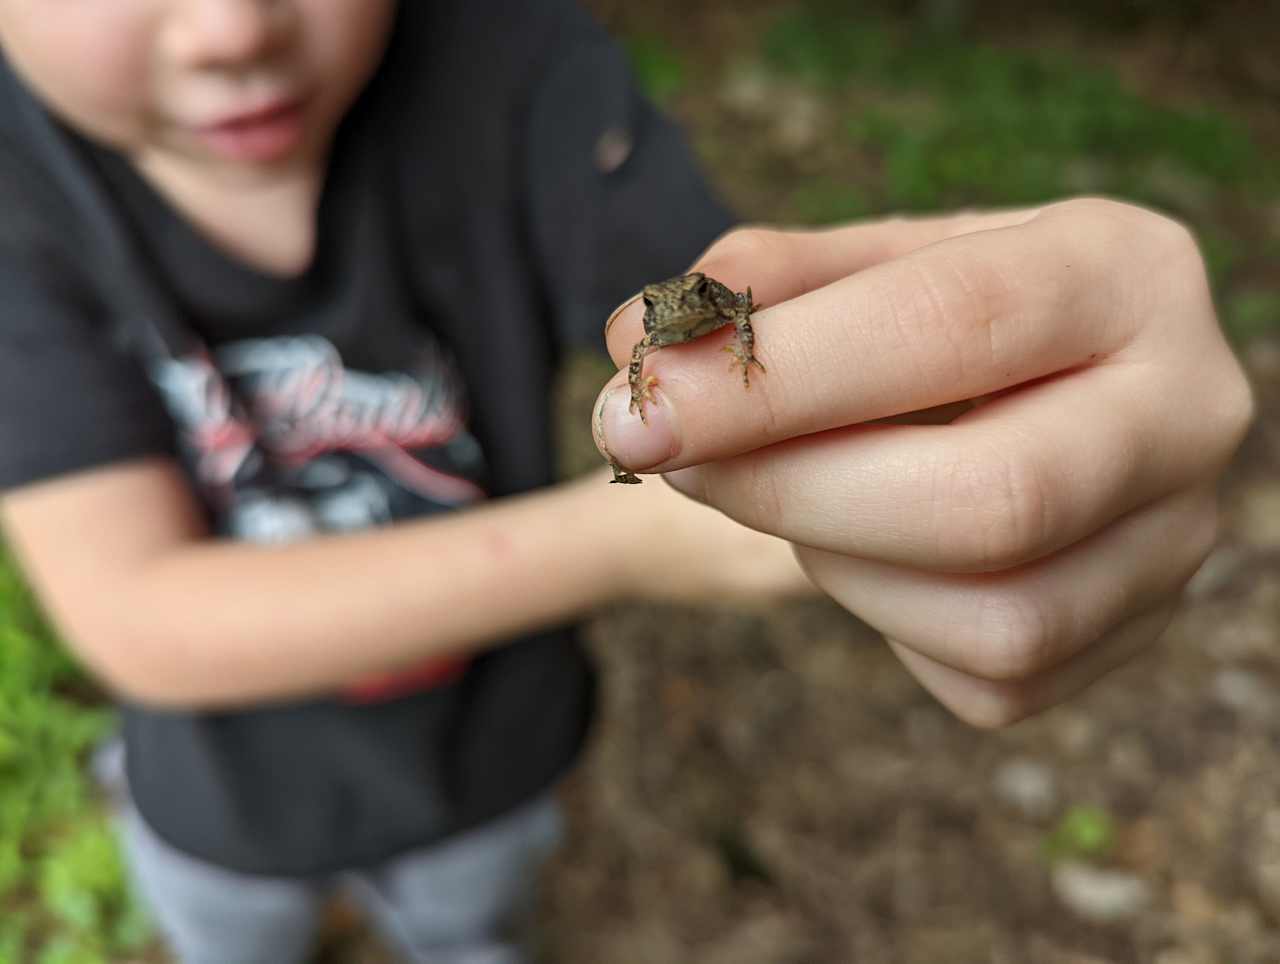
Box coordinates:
[191,97,307,163]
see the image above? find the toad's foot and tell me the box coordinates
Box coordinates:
[629,375,660,423]
[723,343,766,388]
[608,459,643,484]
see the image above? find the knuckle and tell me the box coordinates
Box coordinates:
[1213,366,1257,449]
[1055,197,1203,274]
[739,455,786,535]
[950,687,1033,730]
[900,258,970,337]
[933,442,1050,570]
[1176,362,1255,481]
[704,226,784,270]
[1053,195,1143,223]
[1051,195,1157,234]
[1138,216,1208,297]
[1184,497,1223,580]
[699,457,784,537]
[1042,197,1133,244]
[1136,208,1200,264]
[899,250,1013,371]
[966,589,1058,682]
[1231,372,1258,435]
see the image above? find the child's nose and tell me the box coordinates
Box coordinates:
[165,0,294,69]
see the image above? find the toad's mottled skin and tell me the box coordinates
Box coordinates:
[606,272,764,484]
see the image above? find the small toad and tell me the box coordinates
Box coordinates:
[604,272,764,484]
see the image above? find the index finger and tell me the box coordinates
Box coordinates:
[594,200,1144,476]
[603,207,1042,363]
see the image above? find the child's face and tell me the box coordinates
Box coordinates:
[0,0,395,178]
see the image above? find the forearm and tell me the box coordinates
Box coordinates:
[6,453,807,709]
[110,471,624,707]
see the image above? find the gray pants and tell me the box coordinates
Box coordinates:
[120,792,562,964]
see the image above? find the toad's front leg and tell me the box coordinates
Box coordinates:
[628,335,660,423]
[724,299,766,388]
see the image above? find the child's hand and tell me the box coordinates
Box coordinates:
[594,199,1254,727]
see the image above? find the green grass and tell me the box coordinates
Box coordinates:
[1227,289,1280,345]
[763,6,1270,210]
[625,35,687,105]
[0,545,150,963]
[1042,804,1117,863]
[751,4,1279,340]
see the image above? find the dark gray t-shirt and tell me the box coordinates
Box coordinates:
[0,0,731,874]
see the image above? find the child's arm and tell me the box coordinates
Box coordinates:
[1,455,809,708]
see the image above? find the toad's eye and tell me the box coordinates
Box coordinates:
[642,295,654,308]
[693,276,709,296]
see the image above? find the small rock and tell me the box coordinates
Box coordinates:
[1212,667,1279,721]
[720,65,774,115]
[992,758,1057,821]
[1051,861,1152,924]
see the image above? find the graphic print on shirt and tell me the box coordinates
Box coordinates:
[150,334,485,540]
[148,333,485,701]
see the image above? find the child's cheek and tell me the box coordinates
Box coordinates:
[1,7,153,147]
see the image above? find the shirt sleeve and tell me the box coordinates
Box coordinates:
[0,163,176,492]
[524,6,736,355]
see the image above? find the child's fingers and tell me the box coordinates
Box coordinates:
[603,207,1043,364]
[656,359,1219,573]
[886,602,1178,729]
[595,199,1164,477]
[793,484,1215,688]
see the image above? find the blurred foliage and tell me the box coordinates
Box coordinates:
[0,544,149,963]
[625,35,687,105]
[763,7,1268,206]
[1228,290,1280,345]
[620,2,1279,342]
[1043,805,1118,863]
[860,0,1240,35]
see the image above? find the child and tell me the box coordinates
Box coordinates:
[1,0,1254,959]
[0,1,810,961]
